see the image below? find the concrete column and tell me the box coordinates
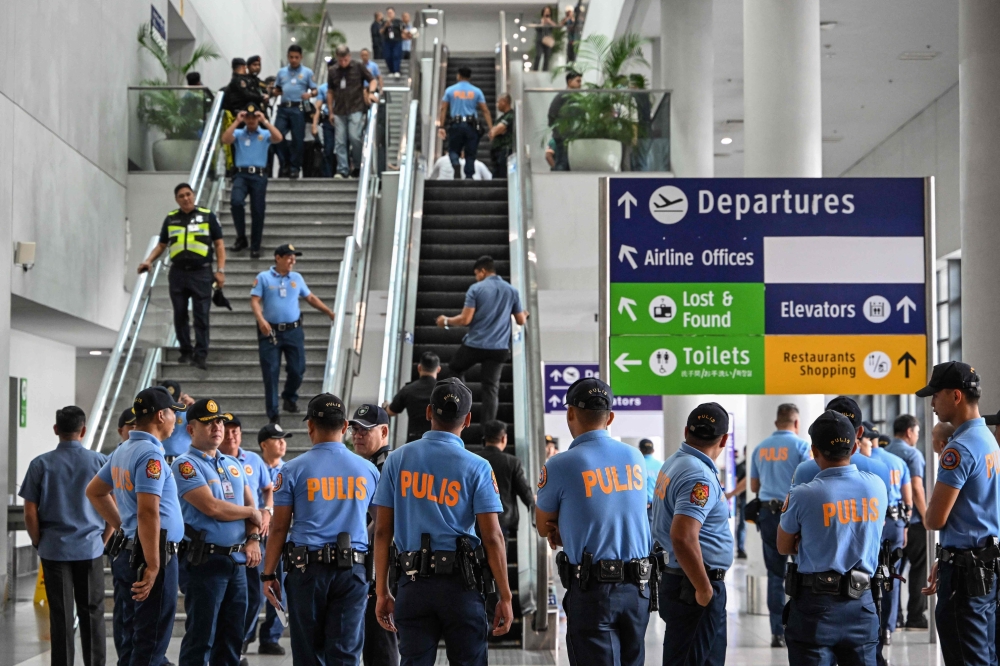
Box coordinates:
[661,0,714,177]
[960,1,1000,399]
[743,0,822,177]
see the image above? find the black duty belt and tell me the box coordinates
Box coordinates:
[280,101,304,108]
[235,166,268,175]
[206,543,246,556]
[938,540,1000,566]
[124,538,178,555]
[664,565,727,582]
[450,115,478,124]
[306,549,365,565]
[269,319,301,331]
[795,569,870,597]
[568,557,652,585]
[171,263,212,272]
[761,500,783,513]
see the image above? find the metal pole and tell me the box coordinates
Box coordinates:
[924,176,938,643]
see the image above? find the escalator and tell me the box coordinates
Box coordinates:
[444,55,497,165]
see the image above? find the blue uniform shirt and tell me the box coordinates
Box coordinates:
[160,411,191,458]
[442,81,486,118]
[536,429,651,564]
[935,417,1000,549]
[19,441,109,561]
[462,275,523,350]
[275,442,379,551]
[234,127,272,168]
[373,431,501,552]
[365,61,380,83]
[780,465,888,575]
[275,65,317,102]
[643,454,663,503]
[97,431,185,542]
[871,447,910,505]
[236,448,272,508]
[317,82,329,115]
[251,268,311,324]
[885,438,926,524]
[750,430,811,501]
[172,448,250,560]
[793,453,892,493]
[651,444,734,571]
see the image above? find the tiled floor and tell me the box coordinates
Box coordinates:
[2,568,944,666]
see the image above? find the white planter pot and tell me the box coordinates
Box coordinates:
[152,139,201,172]
[568,139,622,172]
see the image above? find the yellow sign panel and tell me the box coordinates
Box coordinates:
[765,335,926,395]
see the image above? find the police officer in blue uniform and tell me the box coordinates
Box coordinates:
[778,410,888,666]
[218,413,275,659]
[261,393,380,665]
[86,387,187,666]
[860,421,911,662]
[652,403,733,666]
[222,105,283,258]
[918,362,1000,666]
[536,377,651,666]
[436,67,492,180]
[256,424,291,654]
[250,244,336,423]
[159,380,193,460]
[20,406,109,666]
[118,406,137,444]
[792,396,892,492]
[373,378,513,664]
[748,402,810,648]
[273,44,318,179]
[171,399,263,666]
[639,439,662,522]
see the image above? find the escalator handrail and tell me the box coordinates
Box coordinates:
[312,9,334,75]
[188,92,226,202]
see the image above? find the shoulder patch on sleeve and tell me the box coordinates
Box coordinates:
[940,448,961,471]
[178,461,196,480]
[538,465,547,489]
[274,472,283,491]
[146,459,162,480]
[781,492,790,513]
[690,482,710,507]
[491,470,499,494]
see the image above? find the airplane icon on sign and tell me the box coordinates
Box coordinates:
[654,194,684,209]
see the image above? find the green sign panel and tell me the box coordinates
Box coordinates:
[19,378,27,427]
[609,283,764,335]
[609,335,765,395]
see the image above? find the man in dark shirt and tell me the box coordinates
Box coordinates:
[547,70,582,171]
[326,45,376,179]
[385,351,440,442]
[488,93,515,179]
[370,11,385,60]
[477,420,534,537]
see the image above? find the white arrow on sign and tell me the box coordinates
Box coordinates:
[549,369,562,381]
[614,352,643,373]
[619,245,638,270]
[548,395,561,407]
[896,296,917,324]
[618,297,637,322]
[617,191,638,219]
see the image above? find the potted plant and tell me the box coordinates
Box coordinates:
[283,0,347,66]
[550,33,649,172]
[136,22,221,171]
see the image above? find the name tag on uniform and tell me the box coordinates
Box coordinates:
[221,481,235,500]
[279,287,287,298]
[340,77,347,89]
[187,223,200,232]
[388,30,395,39]
[244,139,252,147]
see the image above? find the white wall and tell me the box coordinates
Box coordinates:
[842,83,960,259]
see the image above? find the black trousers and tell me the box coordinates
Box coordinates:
[901,520,928,621]
[169,265,213,360]
[490,147,510,179]
[448,345,509,424]
[42,556,106,666]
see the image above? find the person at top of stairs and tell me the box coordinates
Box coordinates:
[438,67,493,180]
[250,244,336,424]
[159,380,196,461]
[434,255,528,425]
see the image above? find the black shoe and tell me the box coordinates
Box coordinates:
[283,398,299,413]
[905,615,928,629]
[230,237,249,252]
[242,641,250,655]
[258,643,285,656]
[177,352,192,365]
[269,414,281,424]
[240,659,248,666]
[250,250,261,259]
[771,635,786,648]
[289,170,299,179]
[736,549,748,559]
[453,169,461,180]
[192,357,208,371]
[882,629,892,645]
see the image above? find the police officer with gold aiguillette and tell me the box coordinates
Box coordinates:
[138,183,226,371]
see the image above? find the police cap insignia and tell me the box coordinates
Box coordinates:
[940,448,961,471]
[207,400,218,413]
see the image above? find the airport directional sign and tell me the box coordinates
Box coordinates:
[601,177,932,395]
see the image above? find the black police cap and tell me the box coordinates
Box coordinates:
[877,434,891,447]
[134,386,186,417]
[188,399,228,422]
[258,422,294,444]
[304,393,347,425]
[247,55,261,66]
[916,361,981,398]
[349,404,390,428]
[687,402,730,440]
[809,410,857,456]
[862,420,879,440]
[275,244,303,257]
[430,378,473,419]
[118,407,136,428]
[565,377,613,411]
[825,396,862,429]
[159,379,182,398]
[232,57,246,69]
[223,412,242,428]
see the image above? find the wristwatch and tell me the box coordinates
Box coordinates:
[246,533,262,543]
[263,505,274,515]
[260,571,278,581]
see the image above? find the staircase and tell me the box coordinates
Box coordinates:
[376,58,411,162]
[445,55,497,165]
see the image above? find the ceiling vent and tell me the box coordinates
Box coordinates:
[899,51,940,60]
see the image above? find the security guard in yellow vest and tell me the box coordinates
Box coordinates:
[139,182,226,370]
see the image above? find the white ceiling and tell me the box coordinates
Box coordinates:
[638,0,959,177]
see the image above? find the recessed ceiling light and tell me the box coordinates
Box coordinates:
[425,17,438,25]
[520,25,527,32]
[514,18,520,23]
[89,350,102,356]
[899,51,940,60]
[720,137,732,145]
[513,46,518,52]
[523,54,529,60]
[513,33,519,39]
[820,20,838,31]
[521,37,527,43]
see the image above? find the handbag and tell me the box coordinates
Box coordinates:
[541,34,555,48]
[744,497,762,524]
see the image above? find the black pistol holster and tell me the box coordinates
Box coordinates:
[784,562,800,598]
[555,551,571,590]
[579,552,594,591]
[475,546,496,596]
[336,532,353,569]
[184,525,209,566]
[129,529,170,570]
[106,528,127,559]
[648,548,664,612]
[457,536,478,591]
[938,537,1000,598]
[388,544,399,594]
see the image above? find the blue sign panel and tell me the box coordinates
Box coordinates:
[544,363,662,413]
[764,284,926,335]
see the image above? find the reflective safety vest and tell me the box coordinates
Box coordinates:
[166,207,213,260]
